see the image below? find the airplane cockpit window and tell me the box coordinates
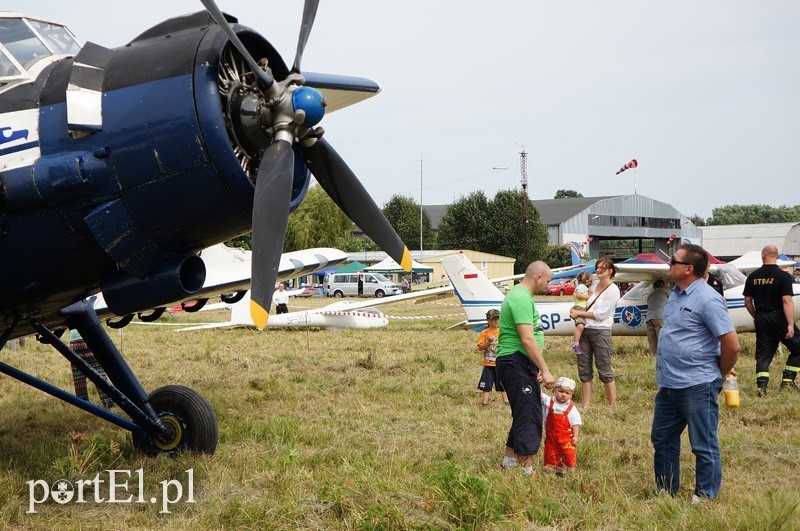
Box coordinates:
[714,264,746,290]
[27,20,80,55]
[0,18,52,70]
[622,280,654,301]
[0,48,20,77]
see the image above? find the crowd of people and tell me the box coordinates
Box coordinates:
[477,243,798,502]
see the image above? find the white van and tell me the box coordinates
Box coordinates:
[324,272,402,298]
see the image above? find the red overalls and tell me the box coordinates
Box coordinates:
[543,397,578,468]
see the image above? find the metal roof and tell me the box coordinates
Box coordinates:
[423,197,618,229]
[533,196,617,225]
[700,222,800,257]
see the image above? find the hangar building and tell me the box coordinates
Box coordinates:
[424,193,701,261]
[534,194,700,260]
[700,222,800,261]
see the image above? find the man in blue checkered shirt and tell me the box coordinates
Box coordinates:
[651,244,740,504]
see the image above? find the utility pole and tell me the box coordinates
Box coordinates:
[520,147,529,265]
[419,155,423,252]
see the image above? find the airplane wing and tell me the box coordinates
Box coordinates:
[199,244,346,300]
[94,244,346,319]
[727,251,796,274]
[305,285,457,314]
[614,263,670,283]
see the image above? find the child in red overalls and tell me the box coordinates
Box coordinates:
[541,377,582,473]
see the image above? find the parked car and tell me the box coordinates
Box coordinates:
[324,272,402,298]
[544,278,576,296]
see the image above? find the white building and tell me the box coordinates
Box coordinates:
[700,222,800,261]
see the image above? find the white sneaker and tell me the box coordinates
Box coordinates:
[691,494,707,505]
[501,456,518,470]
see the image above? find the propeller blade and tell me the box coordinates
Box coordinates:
[200,0,275,90]
[292,0,320,73]
[250,140,295,328]
[305,137,412,271]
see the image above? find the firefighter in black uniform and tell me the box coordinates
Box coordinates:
[743,245,800,396]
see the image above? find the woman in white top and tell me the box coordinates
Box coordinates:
[569,257,621,408]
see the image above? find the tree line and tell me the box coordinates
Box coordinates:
[226,185,559,273]
[226,186,799,272]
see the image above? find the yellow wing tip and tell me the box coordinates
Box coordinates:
[400,247,413,272]
[251,300,269,329]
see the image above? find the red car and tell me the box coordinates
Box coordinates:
[544,278,576,296]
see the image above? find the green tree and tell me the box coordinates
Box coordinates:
[554,189,583,199]
[484,189,549,273]
[707,204,800,225]
[688,213,706,227]
[437,191,490,249]
[341,237,380,253]
[225,233,252,250]
[542,245,573,268]
[283,185,353,251]
[382,195,433,250]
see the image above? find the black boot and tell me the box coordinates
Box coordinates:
[757,376,769,397]
[779,370,800,392]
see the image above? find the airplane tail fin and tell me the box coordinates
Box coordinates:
[441,254,504,327]
[229,292,257,326]
[568,241,582,266]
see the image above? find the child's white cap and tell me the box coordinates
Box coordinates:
[554,377,576,391]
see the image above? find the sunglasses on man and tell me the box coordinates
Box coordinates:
[669,256,692,267]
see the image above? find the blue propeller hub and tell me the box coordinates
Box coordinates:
[292,86,326,128]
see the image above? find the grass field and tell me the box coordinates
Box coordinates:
[1,294,799,529]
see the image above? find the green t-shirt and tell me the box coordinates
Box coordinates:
[497,284,544,357]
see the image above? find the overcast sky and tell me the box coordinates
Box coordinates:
[11,1,799,219]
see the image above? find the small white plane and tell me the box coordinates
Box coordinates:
[174,291,390,331]
[441,254,800,335]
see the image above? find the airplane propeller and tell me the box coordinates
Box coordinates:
[200,0,411,328]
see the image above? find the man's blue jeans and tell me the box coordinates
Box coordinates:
[651,379,723,499]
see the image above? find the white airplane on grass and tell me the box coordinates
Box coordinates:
[172,273,464,331]
[441,254,800,335]
[174,291,390,331]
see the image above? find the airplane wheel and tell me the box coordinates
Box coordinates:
[334,291,344,298]
[132,385,218,456]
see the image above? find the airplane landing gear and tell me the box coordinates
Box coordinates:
[132,385,218,456]
[6,301,220,456]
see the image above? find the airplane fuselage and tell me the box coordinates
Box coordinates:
[0,12,310,335]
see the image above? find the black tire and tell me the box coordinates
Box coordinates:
[375,290,385,298]
[558,290,564,296]
[334,290,344,298]
[132,385,218,456]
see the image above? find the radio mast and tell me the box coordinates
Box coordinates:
[520,147,529,264]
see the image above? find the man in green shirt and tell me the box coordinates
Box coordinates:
[496,261,556,475]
